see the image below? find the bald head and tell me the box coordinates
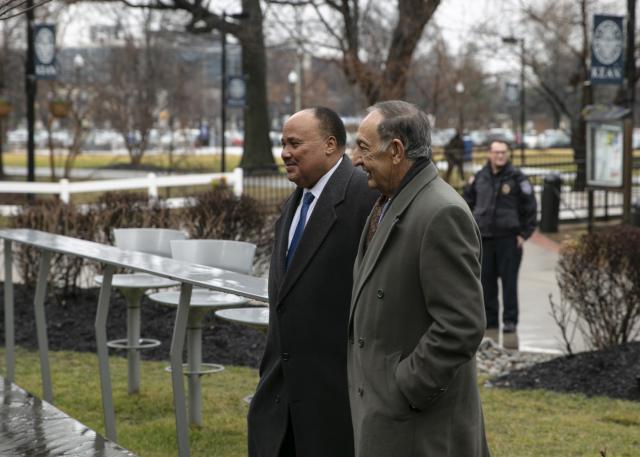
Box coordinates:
[280,107,344,188]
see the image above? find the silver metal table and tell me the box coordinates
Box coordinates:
[95,273,177,395]
[215,307,269,405]
[215,307,269,331]
[149,289,250,426]
[0,229,268,457]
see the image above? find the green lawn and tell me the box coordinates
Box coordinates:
[1,347,638,457]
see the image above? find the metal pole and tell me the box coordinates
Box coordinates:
[34,250,53,403]
[170,283,193,457]
[221,12,227,174]
[4,240,15,382]
[623,0,636,224]
[26,0,36,186]
[95,264,117,442]
[520,39,526,166]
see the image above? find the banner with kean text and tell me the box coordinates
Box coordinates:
[591,14,625,85]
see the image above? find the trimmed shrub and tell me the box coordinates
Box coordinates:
[180,187,265,241]
[8,189,270,295]
[556,225,640,350]
[9,199,95,295]
[92,192,174,245]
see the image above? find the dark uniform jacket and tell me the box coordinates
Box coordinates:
[348,162,490,457]
[463,161,537,239]
[248,156,378,457]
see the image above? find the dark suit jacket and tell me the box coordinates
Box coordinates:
[248,156,378,457]
[348,162,490,457]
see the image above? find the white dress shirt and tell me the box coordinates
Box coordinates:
[287,156,343,249]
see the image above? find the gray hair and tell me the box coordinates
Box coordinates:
[368,100,432,161]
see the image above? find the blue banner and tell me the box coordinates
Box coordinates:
[591,15,624,85]
[227,75,246,107]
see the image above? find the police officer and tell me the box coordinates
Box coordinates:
[463,139,537,348]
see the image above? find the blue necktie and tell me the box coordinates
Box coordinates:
[286,192,315,270]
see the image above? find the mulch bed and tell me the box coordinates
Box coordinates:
[0,282,266,368]
[491,342,640,402]
[2,281,640,402]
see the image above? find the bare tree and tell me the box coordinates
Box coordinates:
[521,0,594,189]
[270,0,441,104]
[0,17,24,177]
[97,9,161,166]
[114,0,275,169]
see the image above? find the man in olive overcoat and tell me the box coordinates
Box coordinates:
[349,100,491,457]
[248,107,378,457]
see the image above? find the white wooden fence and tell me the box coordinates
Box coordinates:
[0,169,243,215]
[0,169,243,203]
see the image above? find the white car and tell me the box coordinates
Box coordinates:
[537,129,571,149]
[85,129,124,150]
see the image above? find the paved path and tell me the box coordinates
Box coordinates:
[516,232,587,354]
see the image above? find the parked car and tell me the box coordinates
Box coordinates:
[85,129,125,151]
[225,130,244,147]
[431,128,456,147]
[632,128,640,149]
[160,129,200,148]
[487,128,515,145]
[270,130,282,147]
[469,129,490,147]
[523,131,539,149]
[537,129,571,149]
[8,128,69,148]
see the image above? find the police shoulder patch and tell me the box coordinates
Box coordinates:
[520,180,533,195]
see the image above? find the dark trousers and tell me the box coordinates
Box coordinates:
[445,158,465,183]
[481,236,522,328]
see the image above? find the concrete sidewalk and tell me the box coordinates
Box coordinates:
[514,231,586,354]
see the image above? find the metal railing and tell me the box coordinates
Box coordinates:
[420,149,640,223]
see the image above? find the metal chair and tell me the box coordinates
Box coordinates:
[95,228,187,394]
[148,239,257,426]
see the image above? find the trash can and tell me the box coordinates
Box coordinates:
[540,173,561,233]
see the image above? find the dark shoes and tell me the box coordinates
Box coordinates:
[503,322,517,333]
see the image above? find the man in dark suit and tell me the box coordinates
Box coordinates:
[248,107,378,457]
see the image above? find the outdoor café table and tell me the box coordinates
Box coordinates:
[95,273,178,395]
[0,229,268,457]
[215,307,269,332]
[215,307,269,405]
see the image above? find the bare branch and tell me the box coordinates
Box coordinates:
[310,1,345,51]
[0,0,54,20]
[522,4,582,61]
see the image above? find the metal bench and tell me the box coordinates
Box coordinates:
[0,376,137,457]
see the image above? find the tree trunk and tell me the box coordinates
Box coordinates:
[0,118,5,178]
[239,0,274,170]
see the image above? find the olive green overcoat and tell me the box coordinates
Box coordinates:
[348,162,491,457]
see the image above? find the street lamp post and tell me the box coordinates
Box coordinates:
[26,0,36,185]
[220,11,249,173]
[503,36,526,166]
[455,81,465,131]
[73,53,84,85]
[287,70,298,114]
